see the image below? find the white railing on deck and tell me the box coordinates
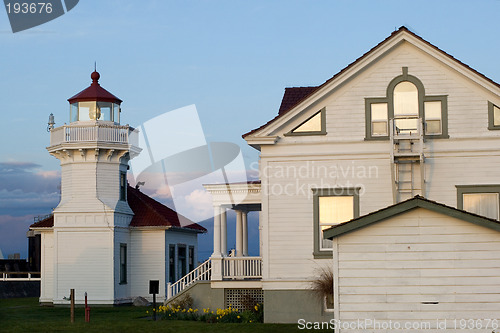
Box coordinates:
[222,257,262,279]
[1,272,41,282]
[167,259,211,299]
[50,124,130,146]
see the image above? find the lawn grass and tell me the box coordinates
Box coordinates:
[0,298,330,333]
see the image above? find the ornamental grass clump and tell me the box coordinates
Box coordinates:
[311,266,334,306]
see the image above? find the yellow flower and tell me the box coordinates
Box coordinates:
[237,315,240,319]
[254,305,258,311]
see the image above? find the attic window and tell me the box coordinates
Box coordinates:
[365,68,448,140]
[285,108,326,136]
[488,102,500,130]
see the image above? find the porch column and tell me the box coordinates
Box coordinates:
[242,211,248,256]
[212,206,221,257]
[235,210,243,257]
[221,207,227,256]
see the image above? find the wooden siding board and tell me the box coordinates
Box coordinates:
[335,208,500,321]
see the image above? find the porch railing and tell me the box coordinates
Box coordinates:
[1,272,41,282]
[222,257,262,279]
[50,124,130,146]
[167,259,211,299]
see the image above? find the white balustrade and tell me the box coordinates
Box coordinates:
[50,123,131,146]
[222,257,262,279]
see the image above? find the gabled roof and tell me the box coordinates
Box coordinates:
[324,195,500,239]
[30,186,206,233]
[243,26,500,139]
[68,71,122,104]
[127,186,205,232]
[278,87,319,116]
[30,215,54,228]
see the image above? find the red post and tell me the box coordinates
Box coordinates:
[85,292,90,323]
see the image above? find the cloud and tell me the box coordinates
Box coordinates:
[0,214,37,258]
[183,189,214,221]
[0,162,59,256]
[0,162,60,194]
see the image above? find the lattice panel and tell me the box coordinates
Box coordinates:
[224,289,263,311]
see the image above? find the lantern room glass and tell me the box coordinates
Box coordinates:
[70,101,120,123]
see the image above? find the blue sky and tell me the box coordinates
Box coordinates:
[1,0,500,258]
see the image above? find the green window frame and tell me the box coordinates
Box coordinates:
[365,67,448,140]
[285,108,327,136]
[488,101,500,130]
[456,185,500,220]
[119,243,127,284]
[312,187,360,259]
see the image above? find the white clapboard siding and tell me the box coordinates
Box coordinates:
[114,229,130,300]
[130,230,166,300]
[55,230,113,303]
[335,208,500,323]
[56,159,132,216]
[40,232,54,303]
[260,39,500,281]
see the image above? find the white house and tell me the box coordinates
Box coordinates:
[30,71,206,305]
[165,26,500,327]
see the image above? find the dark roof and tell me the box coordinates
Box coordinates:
[30,215,53,228]
[324,195,500,239]
[68,71,122,104]
[127,186,206,232]
[242,26,500,139]
[278,87,319,115]
[30,186,206,233]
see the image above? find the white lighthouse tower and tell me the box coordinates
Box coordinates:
[46,71,139,304]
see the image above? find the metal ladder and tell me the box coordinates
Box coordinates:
[390,118,425,203]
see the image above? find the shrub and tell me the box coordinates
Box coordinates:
[311,265,334,308]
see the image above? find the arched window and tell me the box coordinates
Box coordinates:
[394,81,418,116]
[365,67,448,140]
[393,81,419,135]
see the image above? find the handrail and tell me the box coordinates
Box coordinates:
[50,123,131,146]
[1,272,41,281]
[167,259,211,299]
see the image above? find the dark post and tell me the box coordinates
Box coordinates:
[70,289,75,323]
[149,280,159,321]
[85,292,90,323]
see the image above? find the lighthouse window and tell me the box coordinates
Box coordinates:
[120,172,127,201]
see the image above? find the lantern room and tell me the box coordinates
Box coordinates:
[67,71,122,123]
